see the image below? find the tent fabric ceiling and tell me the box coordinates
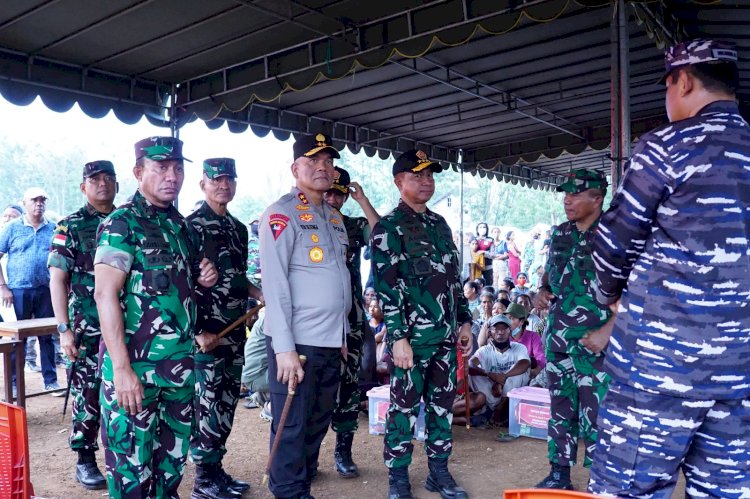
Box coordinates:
[0,0,748,190]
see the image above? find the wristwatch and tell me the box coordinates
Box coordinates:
[56,323,70,334]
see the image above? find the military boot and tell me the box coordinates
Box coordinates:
[425,457,468,499]
[534,463,574,490]
[334,432,359,478]
[217,464,250,494]
[75,450,106,490]
[192,463,242,499]
[388,466,413,499]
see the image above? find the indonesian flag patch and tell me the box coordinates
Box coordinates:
[269,213,290,240]
[53,233,67,246]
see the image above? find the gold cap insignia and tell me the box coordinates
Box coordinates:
[416,150,428,162]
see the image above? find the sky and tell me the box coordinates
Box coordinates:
[0,96,297,214]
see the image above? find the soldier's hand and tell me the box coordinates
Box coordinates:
[581,319,615,354]
[341,344,348,360]
[392,338,414,370]
[60,329,79,360]
[197,258,219,287]
[348,182,367,202]
[0,286,13,308]
[196,331,219,353]
[609,299,621,315]
[276,351,305,385]
[457,323,473,355]
[113,367,144,415]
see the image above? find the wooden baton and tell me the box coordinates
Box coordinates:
[198,303,264,352]
[262,354,307,486]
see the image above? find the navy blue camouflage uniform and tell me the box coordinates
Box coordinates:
[589,39,750,498]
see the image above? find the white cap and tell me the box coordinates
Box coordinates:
[22,187,49,201]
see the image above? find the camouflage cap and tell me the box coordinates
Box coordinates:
[293,132,341,160]
[203,158,237,179]
[82,160,116,179]
[504,302,529,320]
[392,149,442,176]
[658,39,738,84]
[134,136,192,163]
[330,166,351,194]
[487,314,512,329]
[556,169,608,194]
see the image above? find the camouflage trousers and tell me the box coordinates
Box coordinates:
[546,348,610,468]
[589,381,750,498]
[100,379,193,499]
[331,299,365,434]
[190,337,244,465]
[67,333,102,451]
[384,340,457,469]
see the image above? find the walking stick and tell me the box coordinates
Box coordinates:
[61,330,84,423]
[262,354,307,486]
[198,303,264,352]
[461,349,471,429]
[463,353,471,429]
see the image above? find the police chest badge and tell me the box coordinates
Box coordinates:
[309,246,324,263]
[299,213,314,222]
[269,213,290,240]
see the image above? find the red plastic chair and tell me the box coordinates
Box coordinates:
[504,490,599,498]
[0,402,34,499]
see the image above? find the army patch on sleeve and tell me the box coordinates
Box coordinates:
[269,213,290,241]
[309,246,324,263]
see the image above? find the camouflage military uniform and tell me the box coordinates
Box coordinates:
[48,203,108,452]
[246,225,260,288]
[544,219,611,468]
[188,200,249,465]
[331,214,368,434]
[589,41,750,498]
[371,201,471,469]
[95,190,198,499]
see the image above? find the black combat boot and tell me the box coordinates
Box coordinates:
[388,466,413,499]
[192,463,242,499]
[75,450,106,490]
[534,463,574,490]
[425,457,468,499]
[217,464,250,494]
[333,432,359,478]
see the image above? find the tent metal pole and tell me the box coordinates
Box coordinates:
[609,0,630,188]
[458,149,465,277]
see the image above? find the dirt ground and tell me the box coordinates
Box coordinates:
[4,366,684,498]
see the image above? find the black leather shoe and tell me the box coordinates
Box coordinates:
[75,461,107,490]
[388,467,413,499]
[425,457,468,499]
[534,463,574,490]
[334,432,359,478]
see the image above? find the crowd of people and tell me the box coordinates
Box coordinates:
[0,38,747,499]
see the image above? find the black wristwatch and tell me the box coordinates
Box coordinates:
[56,323,70,334]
